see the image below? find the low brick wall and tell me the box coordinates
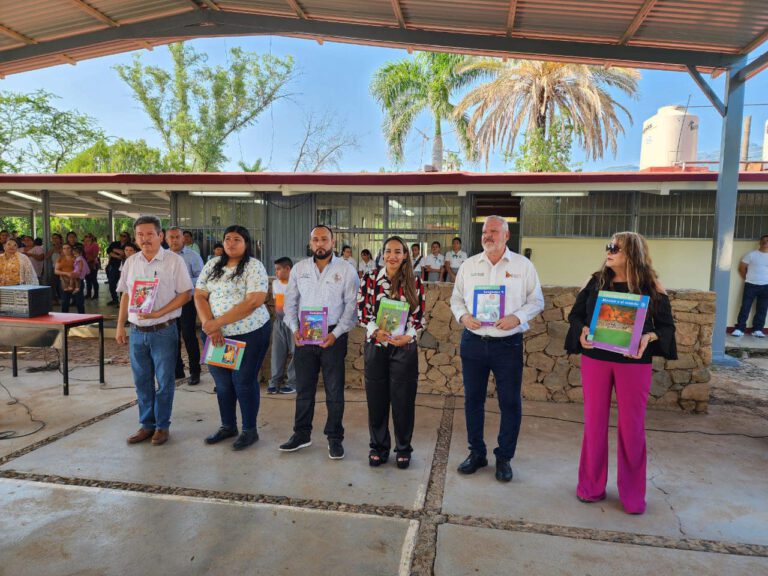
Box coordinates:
[263,283,714,413]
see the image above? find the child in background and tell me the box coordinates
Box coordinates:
[267,257,296,394]
[69,245,90,294]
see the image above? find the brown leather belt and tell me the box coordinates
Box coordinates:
[131,319,175,333]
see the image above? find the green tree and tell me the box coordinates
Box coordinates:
[59,138,169,173]
[0,90,103,173]
[455,60,639,166]
[115,42,294,172]
[370,52,476,170]
[510,116,576,172]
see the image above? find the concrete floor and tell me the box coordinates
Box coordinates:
[1,358,767,575]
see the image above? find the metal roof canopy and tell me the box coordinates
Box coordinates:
[1,1,767,364]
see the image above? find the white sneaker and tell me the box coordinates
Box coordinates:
[752,330,766,338]
[731,329,744,337]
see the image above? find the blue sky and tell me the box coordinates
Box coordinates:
[2,35,767,173]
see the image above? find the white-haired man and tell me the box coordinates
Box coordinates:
[450,215,544,482]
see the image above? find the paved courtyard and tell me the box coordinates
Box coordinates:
[0,350,767,576]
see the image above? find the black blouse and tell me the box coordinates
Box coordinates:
[565,276,677,364]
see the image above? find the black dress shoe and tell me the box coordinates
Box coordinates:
[457,453,488,475]
[205,427,238,445]
[189,372,200,385]
[232,429,259,451]
[495,458,513,482]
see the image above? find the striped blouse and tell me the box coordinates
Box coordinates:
[357,268,426,346]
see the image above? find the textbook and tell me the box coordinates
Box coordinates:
[128,277,159,314]
[376,297,410,337]
[472,285,505,325]
[202,337,246,370]
[587,290,650,356]
[299,306,328,344]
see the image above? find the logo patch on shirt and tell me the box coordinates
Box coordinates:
[506,272,522,279]
[470,272,485,277]
[333,273,342,283]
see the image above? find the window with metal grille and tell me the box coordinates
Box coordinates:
[735,191,768,239]
[637,191,715,238]
[521,192,632,237]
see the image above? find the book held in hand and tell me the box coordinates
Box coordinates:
[473,285,505,325]
[587,290,650,356]
[376,297,410,337]
[128,277,159,314]
[202,337,246,370]
[299,306,328,344]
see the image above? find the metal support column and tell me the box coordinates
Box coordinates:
[107,209,115,242]
[710,56,747,365]
[41,190,51,249]
[30,209,36,238]
[170,191,178,226]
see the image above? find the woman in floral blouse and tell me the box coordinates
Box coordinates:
[358,236,425,469]
[194,225,272,451]
[0,239,38,286]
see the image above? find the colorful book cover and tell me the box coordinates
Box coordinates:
[587,290,650,356]
[472,285,506,325]
[128,277,159,314]
[299,306,328,344]
[376,297,410,337]
[202,337,246,370]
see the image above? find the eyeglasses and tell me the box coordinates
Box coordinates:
[605,243,622,254]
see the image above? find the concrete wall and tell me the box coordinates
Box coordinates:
[521,237,761,327]
[262,283,715,413]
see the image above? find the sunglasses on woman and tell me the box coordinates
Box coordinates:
[605,243,622,254]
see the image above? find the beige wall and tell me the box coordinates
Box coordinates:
[521,237,762,327]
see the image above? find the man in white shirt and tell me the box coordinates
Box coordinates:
[116,216,193,446]
[733,234,768,338]
[450,215,544,482]
[281,225,360,459]
[444,237,468,282]
[423,241,445,282]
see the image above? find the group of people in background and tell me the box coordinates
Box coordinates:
[6,216,768,515]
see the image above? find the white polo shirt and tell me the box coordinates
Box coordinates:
[117,248,193,326]
[423,253,444,281]
[450,247,544,337]
[446,249,468,271]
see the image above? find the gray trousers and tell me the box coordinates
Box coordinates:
[269,316,296,388]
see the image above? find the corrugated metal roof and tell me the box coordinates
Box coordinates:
[0,1,765,78]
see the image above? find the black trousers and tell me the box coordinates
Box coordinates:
[364,341,419,454]
[106,265,121,303]
[85,266,99,298]
[176,300,201,377]
[293,333,348,441]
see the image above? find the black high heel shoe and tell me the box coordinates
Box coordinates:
[396,452,411,469]
[368,449,389,467]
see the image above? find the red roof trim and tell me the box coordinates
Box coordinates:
[0,171,766,186]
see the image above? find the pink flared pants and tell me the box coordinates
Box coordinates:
[577,355,652,514]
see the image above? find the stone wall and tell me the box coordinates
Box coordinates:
[263,284,714,413]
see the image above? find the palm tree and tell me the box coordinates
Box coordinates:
[454,60,640,166]
[370,52,477,170]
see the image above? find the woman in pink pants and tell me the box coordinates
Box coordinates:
[566,232,676,514]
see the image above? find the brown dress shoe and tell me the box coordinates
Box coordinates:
[151,429,170,445]
[127,428,155,444]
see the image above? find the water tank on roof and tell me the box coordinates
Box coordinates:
[639,106,699,169]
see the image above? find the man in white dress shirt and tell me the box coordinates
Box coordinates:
[116,216,193,447]
[450,216,544,482]
[281,225,360,459]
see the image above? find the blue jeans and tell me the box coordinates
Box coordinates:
[207,321,272,431]
[460,330,524,460]
[129,323,179,430]
[735,282,768,332]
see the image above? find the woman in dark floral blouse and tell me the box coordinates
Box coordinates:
[358,236,426,469]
